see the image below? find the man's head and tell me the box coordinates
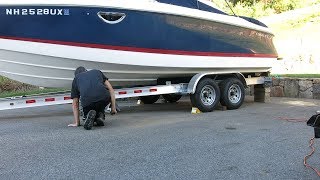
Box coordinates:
[74,66,87,76]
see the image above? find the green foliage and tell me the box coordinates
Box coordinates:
[232,1,274,17]
[215,0,320,18]
[270,0,302,13]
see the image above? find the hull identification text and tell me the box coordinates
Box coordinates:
[5,9,70,16]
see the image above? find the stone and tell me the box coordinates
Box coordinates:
[314,94,320,99]
[271,86,284,97]
[313,84,320,93]
[299,80,313,91]
[313,78,320,84]
[284,79,299,98]
[272,77,280,86]
[299,88,313,99]
[298,80,313,99]
[314,84,320,99]
[279,78,285,87]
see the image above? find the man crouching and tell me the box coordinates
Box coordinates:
[68,66,117,130]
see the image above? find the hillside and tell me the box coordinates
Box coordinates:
[259,4,320,74]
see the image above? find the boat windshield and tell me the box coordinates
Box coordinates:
[156,0,227,15]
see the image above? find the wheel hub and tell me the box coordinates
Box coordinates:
[228,84,241,104]
[200,85,216,106]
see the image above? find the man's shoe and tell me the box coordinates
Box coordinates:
[84,110,96,130]
[95,112,105,126]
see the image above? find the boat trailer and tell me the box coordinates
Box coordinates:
[0,74,271,112]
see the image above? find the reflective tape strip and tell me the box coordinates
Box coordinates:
[64,96,71,100]
[26,100,36,104]
[134,90,142,93]
[149,88,157,92]
[45,98,55,102]
[119,91,127,95]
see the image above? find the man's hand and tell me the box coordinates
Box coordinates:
[68,123,80,127]
[71,98,81,127]
[111,108,117,115]
[104,80,117,116]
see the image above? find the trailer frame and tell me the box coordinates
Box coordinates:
[0,73,272,111]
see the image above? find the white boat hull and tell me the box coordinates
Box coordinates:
[0,39,274,88]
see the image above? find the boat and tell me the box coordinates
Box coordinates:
[0,0,278,88]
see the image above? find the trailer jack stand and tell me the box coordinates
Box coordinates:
[307,114,320,138]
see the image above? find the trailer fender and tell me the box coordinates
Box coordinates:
[187,72,246,94]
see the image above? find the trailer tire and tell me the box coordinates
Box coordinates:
[140,95,160,104]
[219,78,245,110]
[190,78,220,112]
[163,94,182,103]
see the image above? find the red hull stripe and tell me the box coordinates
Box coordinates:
[0,36,278,58]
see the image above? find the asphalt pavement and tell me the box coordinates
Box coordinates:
[0,96,319,179]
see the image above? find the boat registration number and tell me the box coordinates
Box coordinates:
[5,8,70,16]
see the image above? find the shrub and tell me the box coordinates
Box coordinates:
[271,0,302,13]
[232,1,275,17]
[212,0,320,18]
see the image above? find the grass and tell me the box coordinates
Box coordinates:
[0,76,69,98]
[0,76,7,84]
[271,74,320,78]
[0,88,69,98]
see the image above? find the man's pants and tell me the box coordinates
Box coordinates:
[83,100,109,120]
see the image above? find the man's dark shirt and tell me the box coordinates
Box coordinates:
[71,69,110,107]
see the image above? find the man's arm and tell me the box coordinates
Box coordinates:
[69,98,80,127]
[104,80,117,115]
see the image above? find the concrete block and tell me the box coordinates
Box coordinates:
[254,85,271,102]
[245,87,251,96]
[245,86,254,96]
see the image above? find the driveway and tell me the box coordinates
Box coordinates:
[0,97,319,179]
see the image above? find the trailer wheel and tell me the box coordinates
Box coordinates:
[190,78,220,112]
[163,94,182,103]
[140,95,160,104]
[219,78,245,110]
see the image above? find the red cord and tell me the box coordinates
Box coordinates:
[304,137,320,176]
[278,117,320,176]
